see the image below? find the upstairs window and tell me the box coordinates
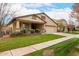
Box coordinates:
[41,15,46,20]
[32,15,37,20]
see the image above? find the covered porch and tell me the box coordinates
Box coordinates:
[13,20,45,33]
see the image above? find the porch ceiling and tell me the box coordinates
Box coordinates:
[17,18,45,24]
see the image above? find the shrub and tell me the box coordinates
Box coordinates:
[21,29,27,33]
[35,29,40,33]
[10,32,22,37]
[29,29,35,33]
[0,31,4,37]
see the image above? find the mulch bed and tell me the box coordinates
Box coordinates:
[0,35,10,40]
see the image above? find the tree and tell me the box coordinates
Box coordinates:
[56,19,66,32]
[70,3,79,32]
[0,3,18,33]
[72,3,79,13]
[72,3,79,20]
[58,22,65,32]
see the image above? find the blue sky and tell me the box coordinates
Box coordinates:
[10,3,75,23]
[6,3,76,24]
[9,3,78,25]
[53,3,73,9]
[24,3,74,12]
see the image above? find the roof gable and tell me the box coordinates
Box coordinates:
[35,13,58,25]
[35,13,58,26]
[7,13,57,26]
[17,15,46,23]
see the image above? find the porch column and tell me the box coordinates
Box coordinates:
[29,24,31,30]
[42,24,46,33]
[16,21,20,32]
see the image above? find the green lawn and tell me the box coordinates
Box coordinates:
[25,38,79,56]
[66,31,79,34]
[0,34,63,52]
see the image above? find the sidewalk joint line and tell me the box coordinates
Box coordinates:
[31,46,38,50]
[10,50,13,56]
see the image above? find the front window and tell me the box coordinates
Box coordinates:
[41,15,45,20]
[20,23,30,31]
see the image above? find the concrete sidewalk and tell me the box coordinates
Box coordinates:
[1,34,79,56]
[52,32,74,36]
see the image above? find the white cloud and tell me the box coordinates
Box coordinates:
[9,3,41,17]
[23,3,56,12]
[10,4,22,11]
[10,3,71,21]
[8,3,72,20]
[46,8,72,23]
[9,3,75,24]
[24,3,55,8]
[46,8,71,19]
[16,8,41,16]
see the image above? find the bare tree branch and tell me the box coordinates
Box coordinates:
[72,3,79,20]
[0,3,19,32]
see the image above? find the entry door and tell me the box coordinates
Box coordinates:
[31,24,37,29]
[25,24,30,30]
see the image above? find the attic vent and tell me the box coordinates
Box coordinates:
[32,15,37,20]
[41,16,45,20]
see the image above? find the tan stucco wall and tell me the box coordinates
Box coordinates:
[7,23,13,30]
[17,16,45,24]
[37,14,57,27]
[37,14,57,33]
[7,20,20,32]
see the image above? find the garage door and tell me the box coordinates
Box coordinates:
[45,26,57,34]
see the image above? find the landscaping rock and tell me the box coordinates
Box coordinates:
[42,49,54,56]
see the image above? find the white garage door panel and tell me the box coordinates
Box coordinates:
[45,27,57,34]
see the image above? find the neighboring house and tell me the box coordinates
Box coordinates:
[74,24,79,31]
[55,19,68,32]
[7,13,58,34]
[67,24,75,32]
[75,26,79,31]
[74,21,79,31]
